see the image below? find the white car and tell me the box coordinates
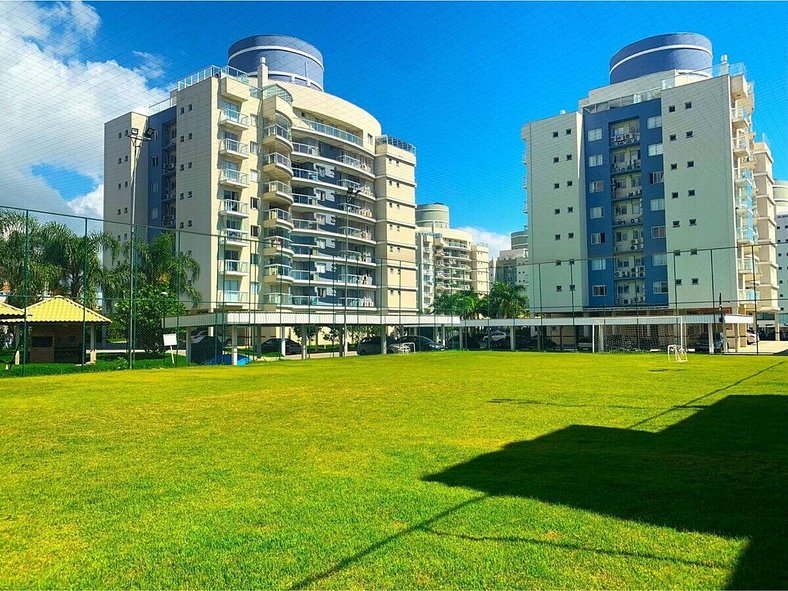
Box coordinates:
[480,331,509,349]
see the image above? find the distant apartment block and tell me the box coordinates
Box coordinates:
[776,180,788,323]
[415,203,489,311]
[491,229,530,291]
[104,35,418,315]
[521,33,778,316]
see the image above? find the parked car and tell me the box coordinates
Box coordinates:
[387,335,445,353]
[259,338,303,355]
[356,336,386,355]
[693,333,725,353]
[516,335,558,351]
[480,331,510,350]
[446,333,484,350]
[746,329,759,345]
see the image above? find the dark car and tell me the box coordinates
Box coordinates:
[516,335,558,351]
[387,335,445,353]
[357,336,385,355]
[259,338,303,355]
[693,333,725,353]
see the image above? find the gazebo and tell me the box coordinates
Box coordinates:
[7,296,111,364]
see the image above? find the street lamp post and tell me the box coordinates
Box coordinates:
[342,187,360,357]
[126,127,154,369]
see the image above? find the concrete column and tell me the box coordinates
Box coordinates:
[509,328,516,351]
[440,325,446,346]
[459,328,464,349]
[599,327,605,353]
[775,313,781,341]
[89,325,96,364]
[707,323,715,355]
[231,325,239,366]
[301,325,308,359]
[734,324,740,353]
[380,327,387,355]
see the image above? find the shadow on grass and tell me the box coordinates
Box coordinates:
[424,394,788,589]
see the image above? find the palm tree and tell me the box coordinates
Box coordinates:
[430,290,484,320]
[41,222,119,307]
[485,281,529,319]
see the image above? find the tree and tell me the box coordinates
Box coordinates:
[0,211,58,307]
[430,290,484,320]
[113,281,185,354]
[484,281,529,319]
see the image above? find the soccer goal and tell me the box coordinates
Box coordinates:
[592,316,686,353]
[667,344,688,363]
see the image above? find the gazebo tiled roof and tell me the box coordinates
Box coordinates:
[0,301,23,318]
[8,296,111,324]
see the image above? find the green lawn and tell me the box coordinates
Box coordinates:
[0,352,786,589]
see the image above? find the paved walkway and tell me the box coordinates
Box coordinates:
[726,340,788,355]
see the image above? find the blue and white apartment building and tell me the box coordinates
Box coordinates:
[522,33,778,318]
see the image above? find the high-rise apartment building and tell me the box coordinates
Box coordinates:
[522,33,778,317]
[104,35,418,315]
[415,203,489,311]
[491,229,530,291]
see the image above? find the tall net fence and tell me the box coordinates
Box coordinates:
[0,205,783,375]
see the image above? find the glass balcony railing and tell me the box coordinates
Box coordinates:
[292,168,319,181]
[264,264,292,278]
[220,228,249,243]
[264,152,292,169]
[219,109,249,127]
[219,169,249,186]
[261,236,292,250]
[611,160,641,174]
[298,118,363,147]
[292,143,319,156]
[219,199,248,215]
[266,181,292,195]
[261,293,292,305]
[220,290,249,304]
[341,297,375,308]
[266,208,291,222]
[223,260,249,274]
[262,124,292,143]
[219,138,249,155]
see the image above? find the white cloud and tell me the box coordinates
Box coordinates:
[455,227,513,259]
[0,1,168,221]
[133,50,166,79]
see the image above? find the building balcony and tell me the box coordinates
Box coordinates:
[731,107,751,129]
[295,118,365,150]
[162,191,177,202]
[163,162,177,176]
[734,167,754,188]
[732,136,752,159]
[336,154,373,177]
[612,187,643,200]
[339,202,374,219]
[731,76,753,101]
[222,260,249,276]
[611,160,641,175]
[218,290,249,305]
[609,132,640,148]
[738,288,757,303]
[736,226,758,244]
[292,168,320,182]
[261,293,292,307]
[340,297,375,308]
[262,124,293,151]
[261,236,294,257]
[738,258,756,273]
[338,226,374,241]
[219,169,249,188]
[735,193,754,211]
[219,199,249,217]
[263,264,294,284]
[615,240,643,253]
[219,228,249,246]
[337,249,374,263]
[162,214,176,228]
[263,152,293,180]
[263,181,293,206]
[614,216,643,227]
[337,273,374,287]
[290,295,335,307]
[219,109,249,130]
[292,142,319,157]
[219,138,249,159]
[262,208,293,230]
[613,268,645,280]
[337,178,374,198]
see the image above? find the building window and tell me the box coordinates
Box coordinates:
[591,258,606,271]
[652,226,666,239]
[556,285,563,292]
[653,253,667,266]
[566,129,572,135]
[187,191,192,199]
[555,234,561,241]
[653,281,669,294]
[648,143,663,156]
[669,134,677,141]
[553,156,559,163]
[671,191,679,199]
[688,189,696,196]
[180,135,184,143]
[650,198,665,211]
[685,130,694,138]
[589,180,603,193]
[554,208,560,215]
[691,278,699,285]
[251,197,259,209]
[591,232,605,245]
[647,116,662,129]
[675,279,683,286]
[567,206,574,213]
[554,183,560,189]
[566,154,573,161]
[251,253,259,265]
[690,249,698,255]
[552,131,558,138]
[250,141,259,154]
[187,220,193,228]
[188,132,193,140]
[567,180,573,187]
[673,220,680,228]
[152,156,159,167]
[188,162,192,169]
[587,128,602,141]
[555,260,562,267]
[687,161,695,168]
[588,154,603,167]
[117,157,122,164]
[180,107,184,114]
[250,225,260,237]
[649,171,664,184]
[668,105,676,113]
[590,206,604,219]
[568,232,575,239]
[685,101,692,109]
[689,218,697,226]
[592,285,606,296]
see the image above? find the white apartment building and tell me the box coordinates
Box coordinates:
[415,203,489,311]
[775,180,788,326]
[521,33,778,317]
[104,35,418,316]
[491,229,530,291]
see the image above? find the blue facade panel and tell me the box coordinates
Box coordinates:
[582,99,667,309]
[146,106,176,229]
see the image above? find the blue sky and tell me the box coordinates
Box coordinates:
[2,1,786,252]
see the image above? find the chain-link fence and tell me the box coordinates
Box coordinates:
[0,204,783,375]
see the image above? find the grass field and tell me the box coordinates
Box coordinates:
[1,352,786,589]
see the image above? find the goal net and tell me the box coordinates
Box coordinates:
[593,316,686,353]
